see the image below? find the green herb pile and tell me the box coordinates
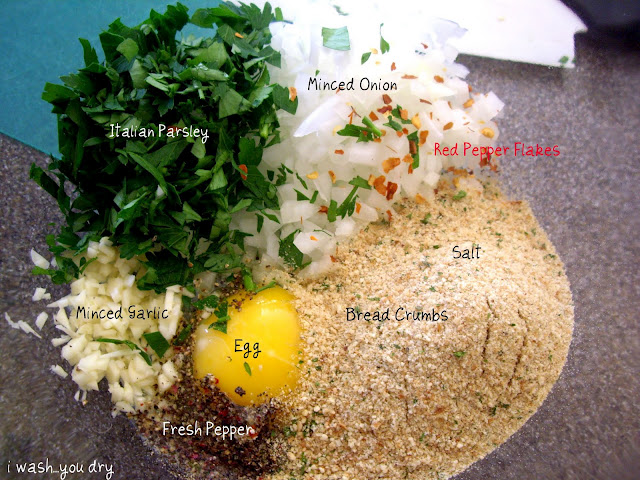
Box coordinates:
[32,1,297,293]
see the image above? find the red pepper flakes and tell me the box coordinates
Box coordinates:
[328,170,336,183]
[377,105,392,115]
[419,130,429,146]
[369,111,379,121]
[235,32,244,38]
[415,193,427,204]
[391,62,396,71]
[443,122,454,130]
[382,94,392,104]
[402,127,409,135]
[409,140,417,155]
[402,74,417,79]
[463,98,474,108]
[396,130,404,137]
[289,87,297,101]
[481,127,495,138]
[166,125,180,134]
[434,75,444,83]
[373,175,386,195]
[382,157,401,173]
[480,152,498,171]
[408,163,413,174]
[318,206,329,214]
[238,164,248,180]
[399,109,409,120]
[386,182,398,200]
[355,202,362,214]
[373,137,382,143]
[330,255,338,263]
[334,149,344,155]
[421,42,429,49]
[420,99,432,105]
[386,210,393,221]
[402,154,412,163]
[447,166,469,176]
[310,235,318,241]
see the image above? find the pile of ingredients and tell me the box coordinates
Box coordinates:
[7,1,573,479]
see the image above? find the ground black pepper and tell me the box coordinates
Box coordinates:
[133,327,287,479]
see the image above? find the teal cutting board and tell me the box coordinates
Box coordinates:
[0,1,219,155]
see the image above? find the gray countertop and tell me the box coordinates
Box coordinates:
[1,33,638,480]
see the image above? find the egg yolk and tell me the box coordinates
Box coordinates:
[192,286,300,406]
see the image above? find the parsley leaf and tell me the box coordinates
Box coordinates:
[193,294,220,310]
[143,331,170,359]
[279,231,307,269]
[207,300,230,334]
[383,114,402,131]
[453,190,467,201]
[322,26,350,51]
[348,176,372,190]
[337,122,381,143]
[173,324,193,345]
[379,23,390,54]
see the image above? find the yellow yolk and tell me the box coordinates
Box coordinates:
[193,286,300,406]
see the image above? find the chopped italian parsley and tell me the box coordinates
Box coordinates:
[321,26,351,51]
[142,331,171,358]
[33,2,299,292]
[379,23,390,54]
[453,190,467,201]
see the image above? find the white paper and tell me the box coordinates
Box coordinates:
[332,0,587,67]
[412,0,586,68]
